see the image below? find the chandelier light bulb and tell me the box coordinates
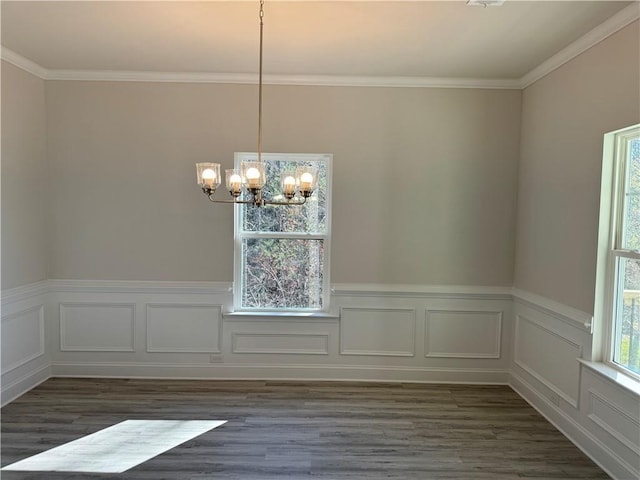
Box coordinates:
[225,169,244,197]
[300,172,314,189]
[282,175,297,197]
[246,166,261,189]
[201,167,218,189]
[246,167,261,179]
[229,173,242,193]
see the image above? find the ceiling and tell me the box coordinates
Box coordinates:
[1,1,637,86]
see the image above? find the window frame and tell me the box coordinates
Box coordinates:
[232,152,332,313]
[597,124,640,380]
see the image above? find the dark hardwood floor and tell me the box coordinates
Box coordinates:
[1,378,609,479]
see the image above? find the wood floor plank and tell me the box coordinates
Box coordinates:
[1,378,609,479]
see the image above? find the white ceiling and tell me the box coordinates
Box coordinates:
[1,1,638,87]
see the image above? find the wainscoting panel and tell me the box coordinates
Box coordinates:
[146,304,222,353]
[231,333,330,355]
[1,305,45,374]
[340,308,416,357]
[580,363,640,474]
[587,390,639,452]
[514,313,582,407]
[1,281,51,406]
[425,310,502,359]
[60,303,135,352]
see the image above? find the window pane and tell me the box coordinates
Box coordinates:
[241,238,324,309]
[622,138,640,250]
[242,159,328,234]
[613,257,640,374]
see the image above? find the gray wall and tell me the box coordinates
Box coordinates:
[1,61,48,290]
[6,15,639,300]
[514,20,640,314]
[45,81,522,286]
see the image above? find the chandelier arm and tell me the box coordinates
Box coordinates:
[207,195,253,205]
[264,197,308,206]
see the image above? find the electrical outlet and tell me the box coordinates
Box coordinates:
[209,354,223,363]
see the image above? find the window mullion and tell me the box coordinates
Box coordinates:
[239,232,327,240]
[612,249,640,261]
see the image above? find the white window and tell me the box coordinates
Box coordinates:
[598,125,640,377]
[233,152,332,312]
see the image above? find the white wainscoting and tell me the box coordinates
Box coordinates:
[511,291,640,480]
[2,305,45,373]
[146,304,222,353]
[514,313,582,407]
[231,333,330,355]
[2,280,512,390]
[1,281,51,406]
[580,362,640,478]
[425,310,502,359]
[60,303,136,352]
[43,280,512,384]
[339,307,416,357]
[587,390,639,452]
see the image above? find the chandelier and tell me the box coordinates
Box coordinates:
[196,0,317,207]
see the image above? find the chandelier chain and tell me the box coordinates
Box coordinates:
[257,0,264,163]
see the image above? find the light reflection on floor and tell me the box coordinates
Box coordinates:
[2,419,226,473]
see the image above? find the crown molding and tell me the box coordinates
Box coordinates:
[519,3,640,89]
[0,47,48,79]
[39,69,522,90]
[2,3,638,90]
[262,74,519,89]
[0,51,519,88]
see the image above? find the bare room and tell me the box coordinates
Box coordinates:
[1,0,639,478]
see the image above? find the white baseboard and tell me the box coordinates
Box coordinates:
[51,362,510,384]
[1,364,51,407]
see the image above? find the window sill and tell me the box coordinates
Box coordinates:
[578,359,640,397]
[224,310,340,321]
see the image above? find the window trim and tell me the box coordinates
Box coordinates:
[596,124,640,380]
[232,152,332,313]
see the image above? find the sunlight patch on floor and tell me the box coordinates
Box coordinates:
[2,419,226,473]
